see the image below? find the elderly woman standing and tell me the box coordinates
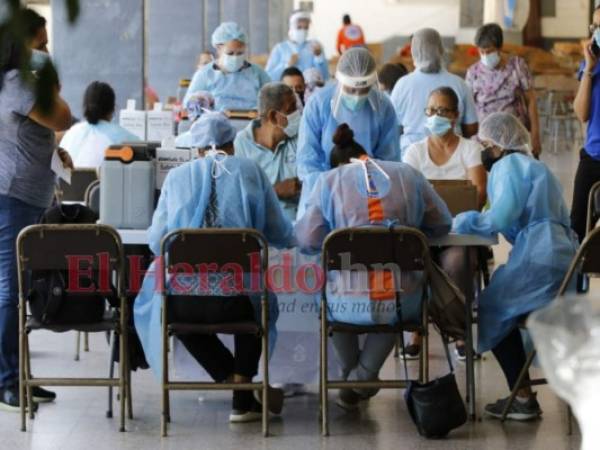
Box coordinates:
[466,23,541,157]
[391,28,479,158]
[183,22,270,112]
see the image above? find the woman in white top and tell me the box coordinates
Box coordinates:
[60,81,139,168]
[404,86,486,205]
[403,86,487,361]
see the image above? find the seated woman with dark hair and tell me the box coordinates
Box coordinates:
[295,123,451,411]
[60,81,139,168]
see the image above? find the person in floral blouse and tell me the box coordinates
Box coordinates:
[466,23,542,157]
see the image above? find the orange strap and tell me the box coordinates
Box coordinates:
[368,270,396,301]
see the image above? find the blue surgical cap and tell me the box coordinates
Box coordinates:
[189,112,237,148]
[211,22,247,48]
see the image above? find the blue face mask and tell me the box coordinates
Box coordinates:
[220,53,245,73]
[30,49,50,71]
[425,114,453,136]
[594,29,600,47]
[481,51,500,69]
[341,93,368,112]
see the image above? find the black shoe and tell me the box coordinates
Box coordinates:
[484,395,542,421]
[454,344,480,362]
[32,386,56,403]
[400,344,421,360]
[229,398,262,423]
[0,386,38,413]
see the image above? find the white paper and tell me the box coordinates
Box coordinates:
[155,148,191,189]
[51,150,72,184]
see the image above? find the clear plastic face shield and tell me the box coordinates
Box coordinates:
[331,70,381,121]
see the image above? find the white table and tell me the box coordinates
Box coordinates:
[117,229,497,418]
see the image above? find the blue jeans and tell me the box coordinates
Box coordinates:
[0,194,44,389]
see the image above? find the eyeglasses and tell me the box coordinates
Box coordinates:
[424,107,456,117]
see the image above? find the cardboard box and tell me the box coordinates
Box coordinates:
[429,179,479,216]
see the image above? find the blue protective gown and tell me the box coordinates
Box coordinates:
[295,159,452,325]
[296,84,401,217]
[265,40,330,82]
[452,153,578,352]
[183,62,271,112]
[134,156,294,378]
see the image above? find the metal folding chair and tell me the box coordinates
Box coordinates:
[500,227,600,428]
[55,168,98,203]
[17,224,130,432]
[160,228,271,437]
[319,226,432,436]
[72,180,102,362]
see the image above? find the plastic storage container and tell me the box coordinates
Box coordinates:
[99,146,155,229]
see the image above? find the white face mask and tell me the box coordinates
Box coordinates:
[278,110,301,137]
[481,51,500,69]
[220,53,245,73]
[289,28,308,44]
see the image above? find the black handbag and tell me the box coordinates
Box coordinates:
[404,372,467,438]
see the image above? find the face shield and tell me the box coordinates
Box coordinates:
[331,70,382,121]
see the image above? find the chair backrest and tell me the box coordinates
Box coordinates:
[322,226,430,273]
[587,181,600,234]
[429,179,479,216]
[57,169,98,202]
[17,224,124,291]
[161,228,268,274]
[558,227,600,295]
[84,180,101,215]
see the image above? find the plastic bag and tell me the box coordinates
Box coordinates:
[528,296,600,450]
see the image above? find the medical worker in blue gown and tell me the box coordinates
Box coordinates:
[265,10,329,82]
[183,22,270,112]
[296,47,400,218]
[295,123,451,411]
[134,115,294,423]
[452,112,578,421]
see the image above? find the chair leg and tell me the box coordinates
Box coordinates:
[161,328,169,437]
[441,334,453,372]
[107,331,115,419]
[127,368,133,420]
[84,332,90,352]
[19,327,26,432]
[74,331,81,361]
[320,305,329,437]
[393,334,400,358]
[24,334,34,420]
[262,329,269,437]
[501,349,536,422]
[567,403,574,436]
[119,328,126,432]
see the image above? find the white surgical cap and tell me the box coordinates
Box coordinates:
[479,112,532,154]
[211,22,247,48]
[289,10,311,28]
[411,28,444,73]
[189,112,237,148]
[336,47,377,87]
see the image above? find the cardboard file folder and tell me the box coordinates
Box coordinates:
[429,179,479,216]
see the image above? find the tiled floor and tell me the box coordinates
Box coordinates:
[1,133,589,450]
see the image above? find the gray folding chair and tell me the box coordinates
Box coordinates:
[319,226,432,436]
[55,168,98,203]
[17,224,130,432]
[160,228,271,437]
[500,227,600,429]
